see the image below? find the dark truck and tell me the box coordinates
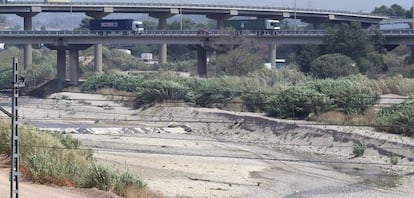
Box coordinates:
[223,18,280,34]
[89,19,144,35]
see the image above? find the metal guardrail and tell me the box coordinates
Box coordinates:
[2,1,386,18]
[0,29,412,36]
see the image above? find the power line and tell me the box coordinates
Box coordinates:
[0,143,411,168]
[0,124,412,152]
[14,108,414,129]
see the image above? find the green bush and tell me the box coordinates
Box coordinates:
[0,47,56,88]
[134,79,194,108]
[310,53,359,79]
[352,142,366,157]
[265,86,332,119]
[192,79,237,108]
[390,155,399,165]
[84,164,117,191]
[24,152,86,186]
[55,133,82,149]
[0,121,145,196]
[114,172,146,197]
[81,73,144,92]
[103,49,141,71]
[159,60,196,72]
[241,92,270,112]
[376,99,414,137]
[309,77,379,114]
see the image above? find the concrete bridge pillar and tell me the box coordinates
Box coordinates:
[69,48,79,85]
[197,46,208,77]
[57,49,66,89]
[23,15,33,70]
[207,14,231,29]
[94,44,103,72]
[269,44,277,68]
[158,15,168,64]
[150,13,174,65]
[18,9,40,70]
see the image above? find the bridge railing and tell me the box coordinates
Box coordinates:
[0,29,411,36]
[3,1,385,17]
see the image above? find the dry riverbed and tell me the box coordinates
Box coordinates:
[0,92,412,197]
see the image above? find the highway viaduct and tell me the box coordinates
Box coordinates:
[0,2,387,70]
[0,29,411,88]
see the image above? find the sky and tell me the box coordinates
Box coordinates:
[82,0,412,13]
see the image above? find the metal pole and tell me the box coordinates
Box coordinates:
[294,0,297,31]
[180,0,183,30]
[412,0,414,30]
[10,57,19,198]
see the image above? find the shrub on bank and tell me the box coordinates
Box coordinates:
[81,72,145,92]
[134,79,194,108]
[0,121,146,195]
[265,86,332,119]
[308,76,379,114]
[375,99,414,137]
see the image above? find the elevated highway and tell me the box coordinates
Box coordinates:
[0,29,411,87]
[0,29,410,45]
[1,2,386,26]
[0,2,388,69]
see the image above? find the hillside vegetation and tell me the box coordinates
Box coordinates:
[80,70,414,138]
[0,121,151,197]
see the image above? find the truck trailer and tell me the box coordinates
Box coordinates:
[223,19,281,31]
[44,0,71,2]
[89,19,144,35]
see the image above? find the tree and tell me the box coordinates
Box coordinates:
[294,45,320,73]
[76,17,91,30]
[0,15,6,24]
[371,4,409,17]
[169,18,196,30]
[309,53,359,78]
[142,20,157,30]
[214,39,263,76]
[405,46,414,65]
[324,22,373,63]
[390,4,406,17]
[372,5,389,16]
[371,29,386,54]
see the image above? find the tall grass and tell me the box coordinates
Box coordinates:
[0,121,146,196]
[81,70,414,133]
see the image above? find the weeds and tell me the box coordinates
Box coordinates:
[0,121,146,196]
[390,155,399,165]
[352,142,366,157]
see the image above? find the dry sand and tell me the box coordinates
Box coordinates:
[0,92,412,197]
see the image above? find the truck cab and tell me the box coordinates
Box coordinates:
[132,21,144,34]
[267,20,281,30]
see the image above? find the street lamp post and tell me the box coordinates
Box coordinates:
[180,0,183,30]
[294,0,297,31]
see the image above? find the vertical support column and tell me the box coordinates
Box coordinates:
[69,48,79,84]
[197,46,207,77]
[207,14,231,29]
[269,44,277,68]
[158,16,168,64]
[23,15,33,70]
[57,49,66,89]
[94,44,103,72]
[216,18,225,29]
[10,57,19,198]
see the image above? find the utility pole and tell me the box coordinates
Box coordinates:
[180,0,183,30]
[0,57,24,198]
[294,0,297,31]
